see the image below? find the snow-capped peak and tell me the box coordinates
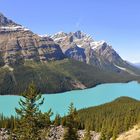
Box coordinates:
[71,30,92,40]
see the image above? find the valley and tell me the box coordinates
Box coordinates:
[0,10,140,140]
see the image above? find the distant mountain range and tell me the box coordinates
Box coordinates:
[134,63,140,68]
[127,61,140,68]
[0,12,140,95]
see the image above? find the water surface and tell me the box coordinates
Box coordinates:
[0,81,140,117]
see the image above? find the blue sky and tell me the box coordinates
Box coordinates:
[0,0,140,62]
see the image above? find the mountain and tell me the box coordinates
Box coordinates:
[0,13,139,95]
[51,31,140,75]
[0,13,64,66]
[134,63,140,68]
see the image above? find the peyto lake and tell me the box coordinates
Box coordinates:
[0,81,140,118]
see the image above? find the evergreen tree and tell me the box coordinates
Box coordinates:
[54,114,61,126]
[82,120,92,140]
[63,103,78,140]
[100,127,106,140]
[37,109,53,129]
[112,125,119,140]
[78,97,140,139]
[61,116,67,126]
[13,83,45,140]
[83,128,91,140]
[106,128,113,140]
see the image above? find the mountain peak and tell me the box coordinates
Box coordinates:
[0,12,19,27]
[0,13,30,32]
[70,30,89,39]
[51,31,67,40]
[74,30,82,34]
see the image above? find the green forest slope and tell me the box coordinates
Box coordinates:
[0,59,139,95]
[78,97,140,139]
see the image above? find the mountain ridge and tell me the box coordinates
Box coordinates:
[0,12,138,76]
[0,13,65,66]
[51,30,140,76]
[0,12,19,27]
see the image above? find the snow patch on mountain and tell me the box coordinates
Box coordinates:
[53,36,67,42]
[0,25,29,31]
[38,34,48,38]
[114,64,139,76]
[77,45,82,48]
[90,40,106,50]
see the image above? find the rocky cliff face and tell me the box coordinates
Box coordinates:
[0,13,64,66]
[51,31,138,74]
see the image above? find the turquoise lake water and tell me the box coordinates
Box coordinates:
[0,81,140,118]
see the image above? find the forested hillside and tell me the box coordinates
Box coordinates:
[1,59,139,95]
[78,97,140,139]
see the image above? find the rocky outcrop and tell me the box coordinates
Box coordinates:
[44,125,101,140]
[0,126,100,140]
[65,43,86,62]
[78,130,100,140]
[47,125,64,140]
[0,13,64,66]
[0,128,9,140]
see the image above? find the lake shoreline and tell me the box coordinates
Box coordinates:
[0,80,139,96]
[1,81,140,117]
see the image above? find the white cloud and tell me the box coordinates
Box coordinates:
[75,18,82,29]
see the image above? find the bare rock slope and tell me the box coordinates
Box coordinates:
[0,13,64,66]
